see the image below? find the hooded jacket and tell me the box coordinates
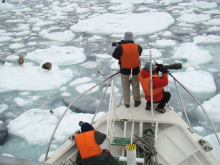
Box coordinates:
[139,69,168,102]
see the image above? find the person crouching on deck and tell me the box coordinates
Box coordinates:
[139,62,171,113]
[75,122,119,165]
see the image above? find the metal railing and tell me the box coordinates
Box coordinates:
[169,73,220,146]
[45,65,220,163]
[45,71,119,161]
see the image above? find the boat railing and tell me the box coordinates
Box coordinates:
[169,72,220,146]
[106,80,116,152]
[45,71,119,161]
[45,68,220,162]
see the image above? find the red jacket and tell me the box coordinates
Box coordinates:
[139,69,168,102]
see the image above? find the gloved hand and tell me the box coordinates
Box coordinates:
[156,64,163,73]
[161,67,168,74]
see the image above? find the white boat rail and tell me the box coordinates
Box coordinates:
[44,68,220,162]
[169,72,220,146]
[44,71,119,161]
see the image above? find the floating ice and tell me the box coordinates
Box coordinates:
[197,94,220,123]
[14,98,30,107]
[193,126,205,133]
[9,43,25,49]
[142,49,162,58]
[177,14,211,24]
[169,67,216,94]
[1,0,220,162]
[193,35,220,44]
[75,83,99,94]
[192,1,218,9]
[70,13,174,35]
[172,43,212,68]
[39,30,75,42]
[108,3,134,13]
[154,39,177,47]
[204,19,220,26]
[0,104,8,114]
[204,133,220,159]
[69,77,92,87]
[0,3,16,10]
[26,46,86,66]
[0,36,12,42]
[7,106,105,145]
[0,65,73,92]
[110,0,155,4]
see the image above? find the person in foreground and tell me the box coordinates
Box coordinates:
[139,62,171,113]
[75,121,119,165]
[112,32,142,108]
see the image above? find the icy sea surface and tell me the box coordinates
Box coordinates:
[0,0,220,162]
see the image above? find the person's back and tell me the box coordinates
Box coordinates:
[75,122,119,165]
[112,32,142,108]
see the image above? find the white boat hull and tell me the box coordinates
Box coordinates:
[46,97,220,165]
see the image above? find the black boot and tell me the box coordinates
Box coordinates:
[134,100,141,107]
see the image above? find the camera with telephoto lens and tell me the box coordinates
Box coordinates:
[112,40,125,47]
[155,63,182,70]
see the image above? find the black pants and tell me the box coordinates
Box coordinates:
[147,92,171,109]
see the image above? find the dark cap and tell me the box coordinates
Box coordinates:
[81,122,94,133]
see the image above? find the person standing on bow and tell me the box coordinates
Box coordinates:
[75,121,119,165]
[139,62,171,113]
[112,32,142,108]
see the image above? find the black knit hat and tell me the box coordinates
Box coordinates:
[81,123,94,133]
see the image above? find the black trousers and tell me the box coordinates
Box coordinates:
[147,92,171,109]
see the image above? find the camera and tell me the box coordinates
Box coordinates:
[112,40,125,47]
[155,63,182,70]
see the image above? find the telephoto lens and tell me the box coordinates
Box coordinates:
[165,63,182,70]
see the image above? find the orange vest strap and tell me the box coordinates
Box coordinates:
[139,72,163,96]
[75,130,103,159]
[121,43,140,69]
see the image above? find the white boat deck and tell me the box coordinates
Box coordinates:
[46,97,220,165]
[93,97,220,165]
[95,97,188,129]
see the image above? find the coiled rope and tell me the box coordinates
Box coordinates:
[133,133,161,165]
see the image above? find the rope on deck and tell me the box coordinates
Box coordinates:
[133,133,162,165]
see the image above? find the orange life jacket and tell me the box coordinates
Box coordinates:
[139,73,164,96]
[121,43,140,69]
[75,130,103,159]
